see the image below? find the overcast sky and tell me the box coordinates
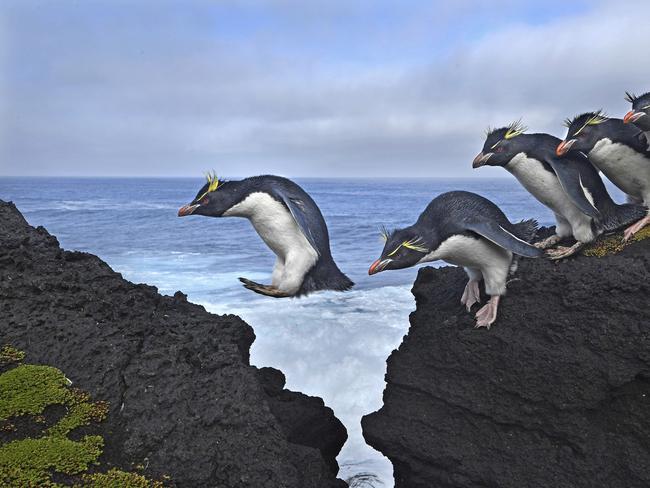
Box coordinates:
[1,0,649,177]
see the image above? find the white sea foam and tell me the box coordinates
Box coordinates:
[201,284,415,485]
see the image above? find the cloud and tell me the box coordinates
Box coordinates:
[1,0,648,177]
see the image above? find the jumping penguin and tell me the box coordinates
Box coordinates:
[368,191,543,329]
[178,173,353,297]
[473,121,647,259]
[557,111,650,240]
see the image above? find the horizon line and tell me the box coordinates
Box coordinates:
[0,174,509,180]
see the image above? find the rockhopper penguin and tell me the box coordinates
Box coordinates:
[624,91,650,134]
[368,191,543,329]
[474,121,647,259]
[178,174,353,297]
[557,111,650,240]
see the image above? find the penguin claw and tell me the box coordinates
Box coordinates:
[622,215,650,242]
[474,296,500,329]
[238,277,291,298]
[460,280,481,311]
[545,242,584,260]
[534,235,562,250]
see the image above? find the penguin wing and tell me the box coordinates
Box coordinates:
[545,155,601,218]
[462,219,543,258]
[276,193,321,255]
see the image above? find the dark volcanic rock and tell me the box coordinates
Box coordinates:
[363,236,650,488]
[0,200,347,488]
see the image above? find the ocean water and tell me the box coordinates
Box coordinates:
[0,177,624,486]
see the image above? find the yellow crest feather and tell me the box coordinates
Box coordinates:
[401,237,429,253]
[196,171,222,201]
[586,113,608,126]
[206,171,220,193]
[504,120,527,140]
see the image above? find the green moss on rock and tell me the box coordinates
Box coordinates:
[80,469,164,488]
[0,436,103,487]
[0,347,166,487]
[583,226,650,257]
[0,345,25,365]
[0,365,71,421]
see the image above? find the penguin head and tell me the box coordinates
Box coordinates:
[624,91,650,131]
[178,173,238,217]
[473,121,528,168]
[556,111,609,156]
[368,226,430,275]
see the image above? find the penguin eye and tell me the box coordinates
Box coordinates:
[495,145,505,153]
[200,196,210,205]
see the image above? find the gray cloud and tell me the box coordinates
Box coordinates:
[1,0,649,177]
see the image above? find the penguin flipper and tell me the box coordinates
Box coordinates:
[546,155,601,219]
[276,193,321,255]
[462,220,544,258]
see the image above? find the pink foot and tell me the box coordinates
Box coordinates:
[460,280,481,311]
[623,215,650,242]
[534,234,561,249]
[545,241,584,260]
[475,296,501,329]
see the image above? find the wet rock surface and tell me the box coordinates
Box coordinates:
[363,234,650,488]
[0,200,347,488]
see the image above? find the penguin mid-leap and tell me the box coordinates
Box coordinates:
[368,191,543,329]
[624,91,650,134]
[178,174,353,297]
[557,111,650,240]
[473,121,647,259]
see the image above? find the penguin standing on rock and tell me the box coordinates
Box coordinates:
[473,121,647,259]
[368,191,543,329]
[557,111,650,240]
[178,173,353,297]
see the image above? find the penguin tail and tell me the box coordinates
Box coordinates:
[599,201,648,233]
[509,219,540,275]
[298,257,354,296]
[512,218,540,243]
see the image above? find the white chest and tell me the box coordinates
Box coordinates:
[589,139,650,202]
[418,234,511,269]
[223,192,317,259]
[506,153,576,214]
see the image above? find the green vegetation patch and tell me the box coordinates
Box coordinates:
[1,436,104,487]
[0,348,164,487]
[0,345,25,365]
[81,469,164,488]
[583,226,650,257]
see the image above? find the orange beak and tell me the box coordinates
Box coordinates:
[178,204,199,217]
[369,258,392,275]
[472,151,493,168]
[624,110,645,124]
[556,139,575,156]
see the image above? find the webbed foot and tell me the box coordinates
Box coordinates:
[474,296,500,329]
[545,241,584,260]
[239,278,291,298]
[623,215,650,242]
[534,234,562,249]
[460,280,481,311]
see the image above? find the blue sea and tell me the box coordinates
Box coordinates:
[0,177,625,486]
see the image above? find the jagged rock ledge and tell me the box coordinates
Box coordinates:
[0,200,347,488]
[362,234,650,488]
